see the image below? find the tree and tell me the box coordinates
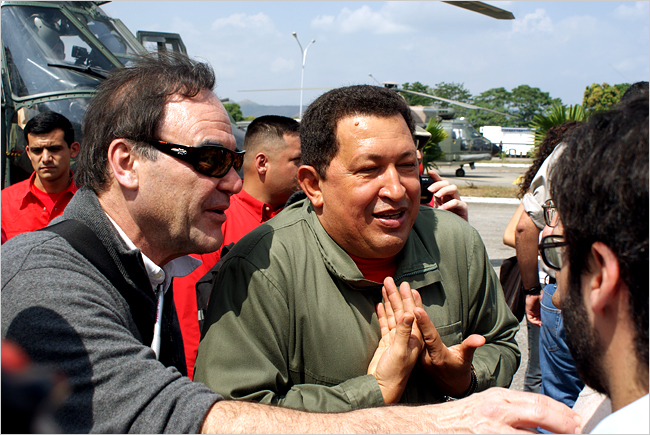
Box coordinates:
[509,85,561,125]
[401,82,436,106]
[529,103,586,148]
[223,102,243,122]
[422,117,447,169]
[583,82,628,113]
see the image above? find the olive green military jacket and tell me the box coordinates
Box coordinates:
[194,199,520,412]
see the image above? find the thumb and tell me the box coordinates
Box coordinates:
[414,307,446,359]
[456,334,486,362]
[393,312,415,348]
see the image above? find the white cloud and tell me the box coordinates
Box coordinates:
[211,12,274,32]
[270,57,295,73]
[614,1,649,21]
[512,8,554,33]
[311,5,412,34]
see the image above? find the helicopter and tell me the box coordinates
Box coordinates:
[379,82,511,177]
[0,0,245,188]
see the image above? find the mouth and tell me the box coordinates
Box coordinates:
[372,210,405,220]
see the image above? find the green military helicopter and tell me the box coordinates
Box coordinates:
[0,1,245,188]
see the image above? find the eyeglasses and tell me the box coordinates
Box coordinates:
[542,199,559,228]
[149,140,245,178]
[539,235,568,271]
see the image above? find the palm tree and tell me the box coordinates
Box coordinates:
[529,103,586,149]
[422,117,448,169]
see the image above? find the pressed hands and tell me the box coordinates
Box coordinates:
[367,277,485,403]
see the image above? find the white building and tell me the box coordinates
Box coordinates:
[479,126,535,157]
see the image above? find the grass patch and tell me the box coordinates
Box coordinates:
[457,183,519,198]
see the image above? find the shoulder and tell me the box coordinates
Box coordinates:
[1,178,30,200]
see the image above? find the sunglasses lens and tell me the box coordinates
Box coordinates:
[195,147,229,177]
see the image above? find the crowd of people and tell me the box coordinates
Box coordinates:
[1,52,647,434]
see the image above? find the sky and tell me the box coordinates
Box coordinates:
[102,1,649,108]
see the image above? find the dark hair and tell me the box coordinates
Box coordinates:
[243,115,299,153]
[76,52,216,192]
[620,81,648,105]
[300,85,416,178]
[517,121,582,199]
[550,97,649,371]
[24,111,75,147]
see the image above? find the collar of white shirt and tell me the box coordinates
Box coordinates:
[105,213,202,294]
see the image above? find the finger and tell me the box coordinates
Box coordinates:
[492,389,582,434]
[382,286,397,331]
[376,302,390,338]
[411,289,423,309]
[398,281,416,314]
[384,277,406,322]
[456,334,486,364]
[414,307,447,364]
[427,168,443,182]
[431,184,459,200]
[392,311,416,351]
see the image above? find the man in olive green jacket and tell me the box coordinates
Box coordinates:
[194,85,520,412]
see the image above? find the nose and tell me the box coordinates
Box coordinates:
[378,166,406,201]
[217,166,243,195]
[41,148,54,162]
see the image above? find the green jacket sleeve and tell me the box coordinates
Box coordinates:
[193,255,385,412]
[463,227,521,390]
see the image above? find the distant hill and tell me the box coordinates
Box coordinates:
[238,100,300,119]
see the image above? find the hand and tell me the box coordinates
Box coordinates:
[417,387,583,434]
[427,168,468,221]
[368,278,423,404]
[525,293,542,326]
[414,305,486,397]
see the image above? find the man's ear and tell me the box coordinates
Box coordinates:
[587,241,623,314]
[69,142,80,159]
[106,139,138,190]
[254,153,268,176]
[298,165,323,208]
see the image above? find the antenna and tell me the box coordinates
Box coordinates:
[368,74,381,86]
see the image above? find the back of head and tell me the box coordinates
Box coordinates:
[24,111,75,147]
[620,81,649,105]
[550,96,649,366]
[300,85,416,178]
[76,52,215,193]
[243,115,299,154]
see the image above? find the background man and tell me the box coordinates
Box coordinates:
[545,96,648,433]
[1,53,582,434]
[195,85,520,411]
[174,115,301,378]
[1,111,79,243]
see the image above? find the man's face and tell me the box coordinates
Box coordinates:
[26,128,78,187]
[317,114,420,259]
[266,133,301,207]
[556,225,610,396]
[135,89,242,260]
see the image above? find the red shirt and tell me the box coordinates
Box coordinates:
[1,172,77,243]
[173,189,282,378]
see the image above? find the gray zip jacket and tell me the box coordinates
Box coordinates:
[2,187,219,433]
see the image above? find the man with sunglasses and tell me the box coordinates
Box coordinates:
[1,53,582,434]
[541,96,648,433]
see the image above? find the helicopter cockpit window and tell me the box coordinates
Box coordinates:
[73,12,143,66]
[1,5,115,98]
[466,125,482,138]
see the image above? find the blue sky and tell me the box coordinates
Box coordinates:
[102,1,649,107]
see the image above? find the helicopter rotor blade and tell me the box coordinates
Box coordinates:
[442,1,515,20]
[397,88,518,118]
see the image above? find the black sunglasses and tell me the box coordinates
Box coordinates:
[539,235,568,271]
[149,140,245,178]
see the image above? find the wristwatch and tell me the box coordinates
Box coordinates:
[522,284,542,295]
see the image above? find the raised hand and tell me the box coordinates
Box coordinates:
[427,168,468,221]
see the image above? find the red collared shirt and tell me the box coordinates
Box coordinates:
[1,172,77,243]
[173,189,283,379]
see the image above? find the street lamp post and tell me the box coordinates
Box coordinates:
[292,32,315,118]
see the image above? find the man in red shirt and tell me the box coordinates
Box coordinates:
[1,112,80,243]
[174,115,301,377]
